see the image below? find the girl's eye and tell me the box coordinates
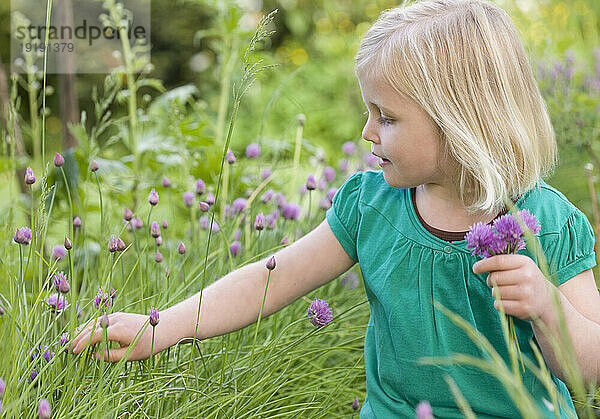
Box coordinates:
[377,116,393,126]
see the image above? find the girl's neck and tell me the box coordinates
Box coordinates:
[414,184,500,232]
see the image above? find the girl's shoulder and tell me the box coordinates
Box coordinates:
[519,179,589,236]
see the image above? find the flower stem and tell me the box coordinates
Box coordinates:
[247,269,272,386]
[94,172,104,244]
[151,326,155,370]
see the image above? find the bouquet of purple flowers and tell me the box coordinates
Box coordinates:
[465,209,540,258]
[465,209,540,373]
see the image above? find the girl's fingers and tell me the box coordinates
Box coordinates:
[95,347,131,362]
[491,284,521,300]
[72,326,105,354]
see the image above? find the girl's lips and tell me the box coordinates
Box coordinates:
[379,157,391,166]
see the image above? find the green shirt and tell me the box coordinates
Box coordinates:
[326,170,596,418]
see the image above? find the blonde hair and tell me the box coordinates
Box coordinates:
[355,0,556,215]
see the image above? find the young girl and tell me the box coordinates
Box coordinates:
[71,0,600,417]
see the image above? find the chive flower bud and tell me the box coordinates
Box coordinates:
[89,160,99,172]
[226,149,236,164]
[123,208,133,221]
[266,255,276,271]
[416,401,434,419]
[116,238,126,252]
[254,213,265,231]
[155,236,162,247]
[73,216,82,229]
[155,251,163,263]
[162,176,171,188]
[52,245,66,261]
[60,333,69,353]
[108,235,118,252]
[53,271,70,294]
[161,219,168,229]
[199,201,209,212]
[64,235,72,250]
[178,242,186,255]
[230,241,241,257]
[352,397,359,411]
[53,152,64,167]
[306,174,317,190]
[206,192,215,205]
[149,307,159,327]
[195,178,205,196]
[183,191,194,207]
[150,221,160,238]
[148,189,159,206]
[0,377,5,398]
[24,167,36,185]
[13,227,32,245]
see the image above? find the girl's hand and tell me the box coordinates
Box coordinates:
[70,312,155,362]
[472,254,555,322]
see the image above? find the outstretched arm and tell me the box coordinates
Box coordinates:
[70,218,356,361]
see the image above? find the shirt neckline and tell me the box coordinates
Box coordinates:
[408,187,515,245]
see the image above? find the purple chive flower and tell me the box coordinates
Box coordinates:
[64,236,72,250]
[60,333,69,353]
[117,238,126,252]
[148,189,159,206]
[162,176,171,188]
[280,236,289,245]
[232,198,247,215]
[308,299,333,328]
[319,197,331,210]
[42,345,55,363]
[47,293,67,316]
[52,245,66,260]
[226,149,236,164]
[340,272,359,289]
[323,166,336,183]
[38,399,51,419]
[108,235,118,252]
[261,189,275,204]
[262,168,272,179]
[183,191,195,207]
[13,227,32,245]
[230,241,241,257]
[234,229,242,241]
[155,251,163,263]
[195,179,206,196]
[94,287,113,311]
[151,222,161,238]
[149,307,159,327]
[89,160,99,172]
[132,217,143,230]
[123,208,133,221]
[306,174,317,191]
[155,236,163,247]
[206,192,215,205]
[266,256,276,270]
[161,219,168,229]
[254,213,265,231]
[245,142,260,158]
[165,267,170,278]
[342,141,356,156]
[327,188,338,203]
[516,209,540,234]
[53,152,64,167]
[282,203,301,220]
[178,242,186,255]
[493,214,525,253]
[338,159,349,174]
[352,397,360,411]
[30,369,38,382]
[416,401,434,419]
[199,201,209,212]
[364,152,379,168]
[199,216,209,230]
[0,377,5,398]
[318,178,327,191]
[24,167,36,185]
[275,193,287,209]
[265,214,275,230]
[465,222,495,258]
[211,222,220,233]
[53,271,70,294]
[0,302,4,316]
[73,216,82,229]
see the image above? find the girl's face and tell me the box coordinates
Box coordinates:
[358,73,453,190]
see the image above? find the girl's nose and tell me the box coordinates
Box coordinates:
[362,123,379,144]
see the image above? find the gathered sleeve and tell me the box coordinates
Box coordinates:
[325,171,363,262]
[546,209,597,286]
